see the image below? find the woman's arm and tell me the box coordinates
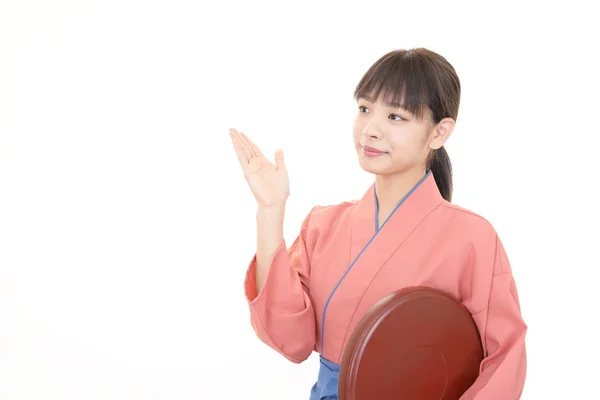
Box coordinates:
[244,207,319,363]
[460,235,527,399]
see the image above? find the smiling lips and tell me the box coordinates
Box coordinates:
[362,145,387,157]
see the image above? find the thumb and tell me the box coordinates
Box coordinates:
[274,149,285,171]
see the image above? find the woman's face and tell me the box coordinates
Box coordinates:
[353,96,451,176]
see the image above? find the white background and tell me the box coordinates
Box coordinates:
[1,0,598,399]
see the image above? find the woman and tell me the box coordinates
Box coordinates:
[230,48,527,399]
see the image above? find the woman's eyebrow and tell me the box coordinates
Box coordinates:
[358,96,409,112]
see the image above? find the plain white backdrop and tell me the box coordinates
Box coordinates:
[1,0,598,399]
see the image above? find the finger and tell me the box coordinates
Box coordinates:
[230,129,249,166]
[233,139,250,166]
[232,129,254,162]
[241,132,264,157]
[274,149,285,171]
[238,131,258,158]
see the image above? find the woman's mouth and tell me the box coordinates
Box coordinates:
[362,145,387,157]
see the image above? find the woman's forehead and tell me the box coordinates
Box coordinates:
[360,92,405,108]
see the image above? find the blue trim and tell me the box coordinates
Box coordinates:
[374,185,380,232]
[319,170,432,352]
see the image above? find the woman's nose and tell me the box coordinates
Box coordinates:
[362,121,382,139]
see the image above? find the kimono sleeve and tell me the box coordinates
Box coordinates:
[461,235,528,399]
[243,207,318,364]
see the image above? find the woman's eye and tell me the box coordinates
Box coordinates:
[389,114,404,121]
[358,105,368,112]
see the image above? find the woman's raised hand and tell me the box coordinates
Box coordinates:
[230,128,289,209]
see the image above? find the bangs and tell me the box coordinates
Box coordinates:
[353,50,434,120]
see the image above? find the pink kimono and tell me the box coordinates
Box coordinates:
[244,171,527,399]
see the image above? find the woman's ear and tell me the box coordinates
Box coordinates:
[429,118,455,150]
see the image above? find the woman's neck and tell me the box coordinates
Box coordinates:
[374,167,428,223]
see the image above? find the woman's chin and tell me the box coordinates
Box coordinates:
[358,158,388,175]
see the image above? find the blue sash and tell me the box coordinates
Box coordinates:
[309,356,340,400]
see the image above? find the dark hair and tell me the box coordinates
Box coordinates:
[353,48,461,202]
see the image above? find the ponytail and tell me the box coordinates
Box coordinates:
[429,146,453,202]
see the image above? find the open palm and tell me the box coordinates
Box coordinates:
[230,128,289,208]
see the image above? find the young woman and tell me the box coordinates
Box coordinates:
[230,48,527,399]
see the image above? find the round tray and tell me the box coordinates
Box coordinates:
[338,286,484,400]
